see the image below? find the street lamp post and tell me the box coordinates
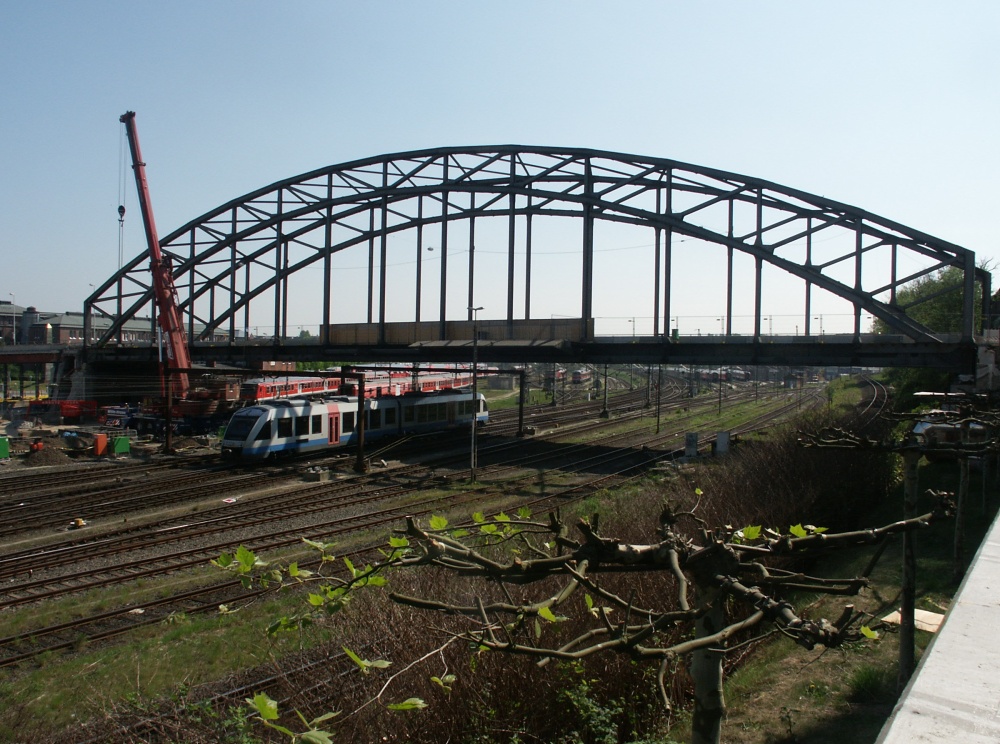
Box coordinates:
[469,306,483,482]
[9,292,15,345]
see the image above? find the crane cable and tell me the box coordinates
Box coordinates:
[117,120,128,270]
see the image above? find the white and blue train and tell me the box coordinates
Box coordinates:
[220,389,488,460]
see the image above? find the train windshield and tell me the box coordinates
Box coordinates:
[239,381,262,399]
[223,409,264,440]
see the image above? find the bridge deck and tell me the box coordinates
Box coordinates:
[0,324,984,372]
[878,507,1000,742]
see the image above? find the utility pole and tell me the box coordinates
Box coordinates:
[469,306,483,482]
[600,363,609,418]
[656,364,662,434]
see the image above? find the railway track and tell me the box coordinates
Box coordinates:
[0,437,661,666]
[0,380,833,668]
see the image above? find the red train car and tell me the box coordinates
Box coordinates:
[240,368,477,404]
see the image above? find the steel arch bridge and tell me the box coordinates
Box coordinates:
[84,146,988,370]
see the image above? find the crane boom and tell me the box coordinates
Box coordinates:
[120,111,190,398]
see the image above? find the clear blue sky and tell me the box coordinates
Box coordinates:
[2,2,998,335]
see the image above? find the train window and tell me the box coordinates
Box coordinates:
[254,421,272,441]
[343,411,355,433]
[404,406,415,423]
[417,405,428,424]
[369,409,381,429]
[436,403,446,421]
[295,416,309,436]
[311,414,322,434]
[277,417,293,438]
[384,408,396,425]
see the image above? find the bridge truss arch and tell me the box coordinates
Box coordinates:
[86,146,986,359]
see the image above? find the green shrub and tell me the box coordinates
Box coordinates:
[847,663,898,705]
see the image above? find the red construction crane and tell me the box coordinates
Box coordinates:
[120,111,190,398]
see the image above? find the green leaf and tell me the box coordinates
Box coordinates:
[310,711,341,725]
[431,674,457,691]
[450,529,469,539]
[235,545,261,571]
[742,525,762,541]
[302,537,334,553]
[694,487,703,496]
[479,523,498,535]
[247,692,279,721]
[213,552,233,568]
[517,506,532,520]
[429,515,449,531]
[266,616,304,637]
[538,606,558,622]
[472,511,486,523]
[585,594,594,610]
[342,646,390,673]
[343,557,357,577]
[300,731,334,744]
[494,511,511,522]
[389,536,410,548]
[387,697,428,711]
[789,524,808,538]
[860,625,879,640]
[343,646,368,671]
[287,562,300,577]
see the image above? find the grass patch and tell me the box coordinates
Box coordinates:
[0,603,310,739]
[847,664,897,704]
[0,566,223,640]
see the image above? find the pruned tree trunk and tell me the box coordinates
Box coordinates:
[690,591,725,744]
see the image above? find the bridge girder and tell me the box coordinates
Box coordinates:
[85,146,985,368]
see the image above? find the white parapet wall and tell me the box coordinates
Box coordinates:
[876,508,1000,743]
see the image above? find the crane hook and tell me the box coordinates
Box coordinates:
[118,204,126,223]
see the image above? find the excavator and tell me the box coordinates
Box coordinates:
[119,111,190,400]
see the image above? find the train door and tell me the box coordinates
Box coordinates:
[328,413,340,445]
[447,401,456,425]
